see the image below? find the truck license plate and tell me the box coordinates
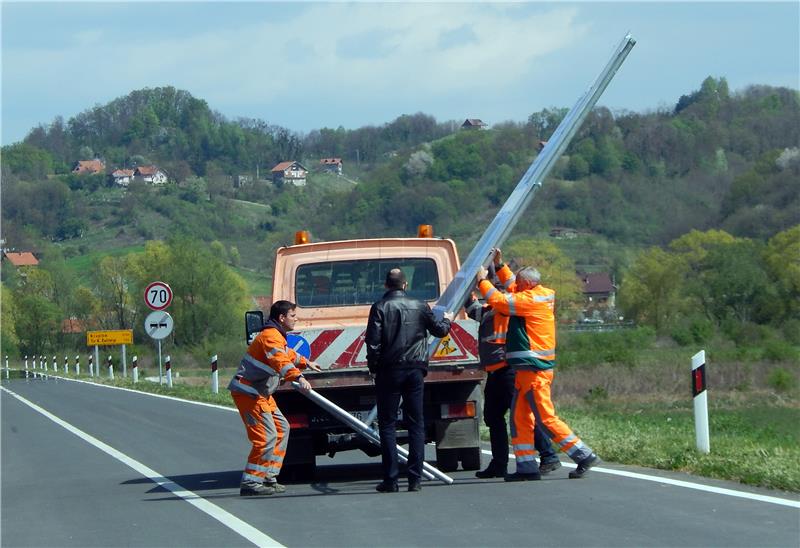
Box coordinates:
[348,409,402,422]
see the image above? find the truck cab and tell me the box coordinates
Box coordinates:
[247,229,484,478]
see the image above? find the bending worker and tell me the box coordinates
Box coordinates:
[228,300,321,496]
[464,268,561,479]
[477,250,600,481]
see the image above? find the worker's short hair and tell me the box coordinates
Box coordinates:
[385,268,407,290]
[270,300,297,321]
[516,267,541,285]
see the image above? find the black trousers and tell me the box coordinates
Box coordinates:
[376,367,425,483]
[484,366,557,466]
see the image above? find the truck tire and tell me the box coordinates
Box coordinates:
[278,461,316,483]
[459,447,482,471]
[435,448,459,472]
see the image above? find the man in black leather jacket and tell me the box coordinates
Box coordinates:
[366,268,452,493]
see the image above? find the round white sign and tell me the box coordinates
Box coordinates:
[144,281,173,311]
[144,311,174,340]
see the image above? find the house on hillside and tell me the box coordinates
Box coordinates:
[461,118,488,130]
[134,165,168,185]
[320,158,343,175]
[111,169,135,187]
[580,272,616,313]
[72,159,106,175]
[3,251,39,267]
[271,161,308,186]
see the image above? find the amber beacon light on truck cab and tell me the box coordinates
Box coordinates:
[244,225,484,478]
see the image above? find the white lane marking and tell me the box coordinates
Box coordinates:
[481,449,799,508]
[1,386,283,548]
[25,374,800,509]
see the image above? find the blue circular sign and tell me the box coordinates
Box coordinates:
[286,333,311,359]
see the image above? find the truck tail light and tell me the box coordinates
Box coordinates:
[286,413,309,428]
[440,401,476,419]
[417,224,434,238]
[294,230,311,245]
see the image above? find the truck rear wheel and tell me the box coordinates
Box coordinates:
[459,447,482,471]
[435,448,459,472]
[278,461,316,483]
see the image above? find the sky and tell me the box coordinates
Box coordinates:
[1,1,798,145]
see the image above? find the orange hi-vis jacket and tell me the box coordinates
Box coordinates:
[479,264,557,371]
[228,319,309,398]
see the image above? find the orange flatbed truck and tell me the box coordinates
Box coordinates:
[245,229,484,479]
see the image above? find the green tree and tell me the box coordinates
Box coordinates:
[11,269,61,354]
[1,284,20,356]
[618,247,688,332]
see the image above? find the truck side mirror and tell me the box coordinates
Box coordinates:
[245,310,265,343]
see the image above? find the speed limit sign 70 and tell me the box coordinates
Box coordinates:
[144,281,173,311]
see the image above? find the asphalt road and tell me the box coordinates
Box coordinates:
[2,374,798,547]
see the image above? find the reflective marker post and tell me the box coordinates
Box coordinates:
[165,355,173,388]
[107,355,114,380]
[132,356,139,384]
[75,355,80,376]
[692,350,710,454]
[210,355,219,394]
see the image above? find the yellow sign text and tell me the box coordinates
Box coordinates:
[87,330,133,346]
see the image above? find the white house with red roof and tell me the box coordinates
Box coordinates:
[112,169,135,186]
[271,161,308,186]
[134,165,168,185]
[72,159,106,175]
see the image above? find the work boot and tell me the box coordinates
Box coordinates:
[408,479,422,492]
[240,481,276,497]
[539,459,562,474]
[504,471,542,482]
[475,461,507,479]
[375,480,399,493]
[263,480,286,493]
[569,453,601,479]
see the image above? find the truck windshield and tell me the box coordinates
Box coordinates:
[295,258,439,307]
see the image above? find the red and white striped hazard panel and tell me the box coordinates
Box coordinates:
[291,320,479,369]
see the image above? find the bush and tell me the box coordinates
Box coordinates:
[672,316,714,346]
[782,319,800,345]
[767,368,797,392]
[762,340,800,362]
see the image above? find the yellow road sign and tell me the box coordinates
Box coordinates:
[433,334,458,357]
[87,330,133,346]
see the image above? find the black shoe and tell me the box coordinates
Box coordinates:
[475,464,507,479]
[408,479,422,492]
[375,481,399,493]
[240,481,276,497]
[504,471,542,482]
[539,460,562,474]
[569,453,601,479]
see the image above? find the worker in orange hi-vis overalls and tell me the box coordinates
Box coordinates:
[477,249,600,481]
[228,300,321,496]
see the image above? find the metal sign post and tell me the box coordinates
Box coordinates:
[144,311,174,385]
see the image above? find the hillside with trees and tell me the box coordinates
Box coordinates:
[1,77,798,358]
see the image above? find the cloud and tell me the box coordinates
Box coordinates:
[3,4,587,120]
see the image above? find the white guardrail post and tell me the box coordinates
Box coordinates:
[691,350,710,453]
[108,355,114,379]
[132,355,139,383]
[75,355,80,376]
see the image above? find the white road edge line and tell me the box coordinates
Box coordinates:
[1,386,283,548]
[481,449,799,509]
[22,374,799,509]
